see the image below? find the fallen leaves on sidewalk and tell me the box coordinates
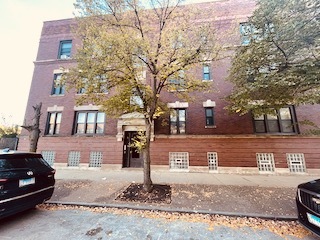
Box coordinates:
[57,180,92,190]
[38,204,311,239]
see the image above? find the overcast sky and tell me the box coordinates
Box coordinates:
[0,0,211,126]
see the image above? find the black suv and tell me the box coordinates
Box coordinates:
[296,179,320,237]
[0,151,55,219]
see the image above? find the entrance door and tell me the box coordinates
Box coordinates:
[123,131,143,168]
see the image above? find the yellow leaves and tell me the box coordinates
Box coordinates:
[70,0,224,120]
[130,131,147,151]
[153,107,165,119]
[39,204,311,238]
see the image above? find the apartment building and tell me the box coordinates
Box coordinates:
[18,0,320,174]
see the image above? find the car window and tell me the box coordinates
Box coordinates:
[25,157,51,169]
[0,158,27,170]
[0,157,50,171]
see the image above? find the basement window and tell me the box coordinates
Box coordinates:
[169,152,189,171]
[68,151,81,167]
[89,151,102,168]
[286,153,306,173]
[208,152,218,172]
[256,153,275,173]
[41,151,56,166]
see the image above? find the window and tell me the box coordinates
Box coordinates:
[77,87,86,94]
[256,153,275,173]
[286,153,306,173]
[203,65,211,80]
[77,75,108,94]
[169,152,189,171]
[68,151,81,167]
[52,74,65,95]
[170,109,186,134]
[58,40,72,59]
[130,88,144,108]
[240,22,273,45]
[46,112,62,135]
[41,151,56,166]
[89,151,103,168]
[74,111,105,134]
[208,152,218,171]
[253,106,298,134]
[168,70,185,91]
[205,108,214,126]
[240,22,252,45]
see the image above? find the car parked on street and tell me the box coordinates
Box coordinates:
[296,179,320,237]
[0,150,55,219]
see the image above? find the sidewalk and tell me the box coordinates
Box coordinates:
[48,169,318,220]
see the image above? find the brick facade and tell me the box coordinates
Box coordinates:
[19,0,320,174]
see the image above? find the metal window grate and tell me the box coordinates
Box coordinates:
[208,152,218,171]
[89,151,102,168]
[286,153,306,173]
[169,152,189,170]
[256,153,275,172]
[41,151,56,166]
[68,151,81,167]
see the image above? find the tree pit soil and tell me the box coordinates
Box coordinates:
[116,183,171,204]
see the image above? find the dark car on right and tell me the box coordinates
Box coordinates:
[296,179,320,237]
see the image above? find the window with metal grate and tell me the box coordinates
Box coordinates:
[256,153,275,173]
[286,153,306,173]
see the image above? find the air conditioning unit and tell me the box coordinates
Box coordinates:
[60,54,69,59]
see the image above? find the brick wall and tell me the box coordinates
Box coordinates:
[19,0,320,173]
[18,135,320,170]
[19,135,122,165]
[150,136,320,169]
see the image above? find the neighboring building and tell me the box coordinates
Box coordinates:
[19,0,320,174]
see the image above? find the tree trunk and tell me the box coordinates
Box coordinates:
[21,102,42,153]
[143,118,153,192]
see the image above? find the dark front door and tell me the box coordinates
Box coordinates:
[123,131,143,168]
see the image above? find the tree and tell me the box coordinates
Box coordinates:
[226,0,320,116]
[21,103,42,152]
[0,125,19,138]
[65,0,222,192]
[0,116,20,138]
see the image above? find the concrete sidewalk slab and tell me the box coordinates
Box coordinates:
[55,168,318,187]
[50,169,319,220]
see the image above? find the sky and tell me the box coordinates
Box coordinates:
[0,0,76,126]
[0,0,212,126]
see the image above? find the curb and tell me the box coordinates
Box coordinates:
[46,200,298,221]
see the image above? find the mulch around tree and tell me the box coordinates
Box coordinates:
[116,183,171,204]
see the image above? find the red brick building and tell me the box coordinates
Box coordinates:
[19,0,320,174]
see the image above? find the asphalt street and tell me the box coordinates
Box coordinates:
[0,207,318,240]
